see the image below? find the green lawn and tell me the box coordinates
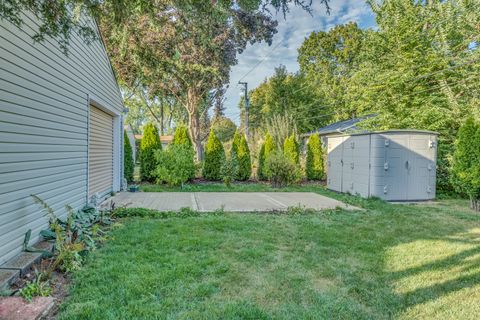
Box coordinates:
[58,197,480,319]
[139,181,326,192]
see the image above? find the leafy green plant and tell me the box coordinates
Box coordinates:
[203,130,225,181]
[232,131,252,181]
[172,125,192,146]
[19,269,52,302]
[283,134,299,164]
[220,151,239,187]
[257,143,266,181]
[451,118,480,211]
[140,122,162,182]
[306,134,324,180]
[31,195,110,273]
[124,130,134,183]
[264,152,301,188]
[154,144,196,186]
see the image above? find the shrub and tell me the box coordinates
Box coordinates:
[203,130,225,180]
[211,116,237,143]
[306,134,324,180]
[124,130,134,183]
[140,123,162,182]
[283,134,299,164]
[264,152,301,188]
[173,125,192,146]
[232,131,252,181]
[220,151,239,187]
[154,144,195,186]
[451,117,480,210]
[258,133,275,180]
[257,143,266,180]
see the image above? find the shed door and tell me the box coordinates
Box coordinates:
[88,105,114,198]
[327,136,344,192]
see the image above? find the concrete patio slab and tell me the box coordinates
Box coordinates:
[109,192,359,212]
[0,297,54,320]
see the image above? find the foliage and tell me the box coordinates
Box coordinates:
[172,125,192,147]
[140,123,162,182]
[31,195,110,273]
[264,152,301,188]
[264,112,298,150]
[240,66,326,133]
[124,130,134,183]
[211,116,237,143]
[203,130,225,181]
[283,134,299,164]
[154,144,196,187]
[306,134,324,180]
[257,143,266,181]
[232,131,252,181]
[112,207,225,219]
[19,270,52,302]
[451,118,480,210]
[220,152,239,187]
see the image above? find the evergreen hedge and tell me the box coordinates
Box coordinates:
[451,117,480,210]
[203,130,225,181]
[140,122,162,182]
[123,130,134,183]
[306,134,324,180]
[232,131,252,181]
[257,133,275,181]
[283,134,299,164]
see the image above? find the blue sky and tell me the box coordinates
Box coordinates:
[224,0,377,123]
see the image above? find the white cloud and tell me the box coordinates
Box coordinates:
[223,0,376,122]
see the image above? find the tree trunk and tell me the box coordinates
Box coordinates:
[471,198,480,212]
[188,110,203,161]
[160,99,164,135]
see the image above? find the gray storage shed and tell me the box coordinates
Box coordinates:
[326,130,438,201]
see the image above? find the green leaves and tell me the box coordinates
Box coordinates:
[232,131,252,181]
[203,130,225,181]
[124,130,134,183]
[155,144,196,187]
[140,123,162,182]
[306,134,324,180]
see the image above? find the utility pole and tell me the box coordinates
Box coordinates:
[238,81,249,140]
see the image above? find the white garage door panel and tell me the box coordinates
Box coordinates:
[88,106,113,197]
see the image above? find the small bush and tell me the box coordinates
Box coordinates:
[257,133,275,181]
[451,117,480,210]
[264,152,301,188]
[19,270,51,302]
[283,134,299,164]
[232,131,252,181]
[140,123,162,182]
[154,144,195,186]
[221,151,239,187]
[306,134,324,180]
[203,130,225,181]
[124,130,134,182]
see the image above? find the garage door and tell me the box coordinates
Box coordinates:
[88,105,114,198]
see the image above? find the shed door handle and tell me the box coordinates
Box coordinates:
[405,160,409,170]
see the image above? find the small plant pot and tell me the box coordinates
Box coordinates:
[129,185,139,192]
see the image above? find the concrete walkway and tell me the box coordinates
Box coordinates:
[109,192,358,212]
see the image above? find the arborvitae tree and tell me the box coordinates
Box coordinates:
[451,118,480,210]
[257,143,266,181]
[173,125,192,146]
[140,122,162,182]
[258,133,275,180]
[232,131,252,181]
[124,130,134,183]
[306,134,324,180]
[283,134,299,164]
[203,130,225,181]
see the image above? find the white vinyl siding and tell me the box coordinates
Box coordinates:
[0,12,123,264]
[88,106,114,197]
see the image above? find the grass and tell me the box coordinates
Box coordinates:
[57,194,480,319]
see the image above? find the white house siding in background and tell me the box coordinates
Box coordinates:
[0,12,124,265]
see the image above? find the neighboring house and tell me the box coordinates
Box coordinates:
[302,114,377,145]
[134,134,173,149]
[0,13,124,264]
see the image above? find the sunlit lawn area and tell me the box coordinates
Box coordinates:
[58,196,480,319]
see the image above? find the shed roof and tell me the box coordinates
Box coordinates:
[303,114,377,137]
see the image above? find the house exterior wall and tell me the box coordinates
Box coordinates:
[0,12,123,264]
[326,131,438,201]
